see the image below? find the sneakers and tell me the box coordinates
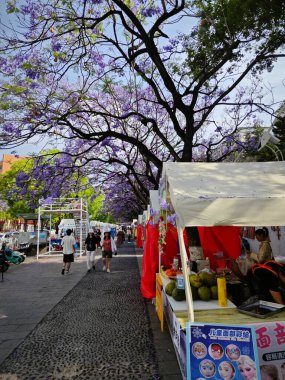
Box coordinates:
[107,268,110,273]
[61,269,65,275]
[65,271,70,275]
[102,266,106,271]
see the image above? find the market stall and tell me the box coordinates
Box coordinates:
[158,161,285,380]
[136,214,143,248]
[37,197,89,258]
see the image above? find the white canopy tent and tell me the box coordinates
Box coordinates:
[142,210,149,225]
[161,161,285,321]
[149,190,160,215]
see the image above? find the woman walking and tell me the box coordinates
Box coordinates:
[85,230,97,273]
[102,231,117,273]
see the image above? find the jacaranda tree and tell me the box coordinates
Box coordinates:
[0,0,285,217]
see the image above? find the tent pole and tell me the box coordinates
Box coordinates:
[36,206,41,260]
[177,222,194,323]
[49,214,52,255]
[80,198,83,256]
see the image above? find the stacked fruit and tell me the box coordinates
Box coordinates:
[165,280,186,301]
[164,267,182,277]
[189,272,217,301]
[164,271,218,302]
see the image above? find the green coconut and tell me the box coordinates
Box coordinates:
[172,287,186,301]
[198,286,211,301]
[165,281,176,296]
[189,274,203,288]
[210,285,218,300]
[191,285,199,301]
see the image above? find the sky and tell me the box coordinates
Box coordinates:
[0,1,284,159]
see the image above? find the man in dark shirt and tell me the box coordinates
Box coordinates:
[252,261,285,304]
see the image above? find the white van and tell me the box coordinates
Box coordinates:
[58,219,76,237]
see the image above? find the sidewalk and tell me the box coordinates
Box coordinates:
[0,243,182,380]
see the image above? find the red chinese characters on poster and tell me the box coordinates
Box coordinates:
[253,321,285,380]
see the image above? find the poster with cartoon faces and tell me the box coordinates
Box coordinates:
[193,342,207,359]
[209,343,224,360]
[200,359,216,378]
[226,344,241,361]
[219,361,236,380]
[187,324,260,380]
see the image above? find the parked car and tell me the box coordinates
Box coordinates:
[16,232,30,251]
[29,230,49,246]
[0,232,14,244]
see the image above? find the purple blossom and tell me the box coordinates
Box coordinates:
[51,38,62,52]
[141,7,161,17]
[101,137,111,147]
[16,172,29,187]
[163,45,174,52]
[3,123,15,134]
[26,68,39,79]
[160,200,170,211]
[167,213,176,225]
[41,197,54,205]
[20,187,28,196]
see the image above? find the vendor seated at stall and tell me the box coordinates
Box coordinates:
[247,227,273,264]
[251,260,285,304]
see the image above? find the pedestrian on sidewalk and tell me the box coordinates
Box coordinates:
[127,227,132,243]
[61,229,76,275]
[85,230,97,273]
[116,229,125,246]
[102,231,117,273]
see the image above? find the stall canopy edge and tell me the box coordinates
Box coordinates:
[162,161,285,227]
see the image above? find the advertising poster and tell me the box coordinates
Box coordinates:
[164,294,173,333]
[172,312,181,352]
[186,323,260,380]
[252,321,285,380]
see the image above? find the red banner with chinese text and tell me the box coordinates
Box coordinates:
[251,321,285,380]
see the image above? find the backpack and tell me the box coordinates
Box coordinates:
[251,260,283,277]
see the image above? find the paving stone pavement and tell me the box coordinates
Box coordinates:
[0,242,182,380]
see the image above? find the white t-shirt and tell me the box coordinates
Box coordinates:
[62,235,76,255]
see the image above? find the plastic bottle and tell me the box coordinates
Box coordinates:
[217,276,228,307]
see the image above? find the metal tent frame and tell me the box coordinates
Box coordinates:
[36,197,89,259]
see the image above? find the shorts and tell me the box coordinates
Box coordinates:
[102,250,112,259]
[63,253,74,263]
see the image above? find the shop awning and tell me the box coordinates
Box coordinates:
[162,161,285,227]
[17,213,50,220]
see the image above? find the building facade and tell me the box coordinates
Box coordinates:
[0,154,26,174]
